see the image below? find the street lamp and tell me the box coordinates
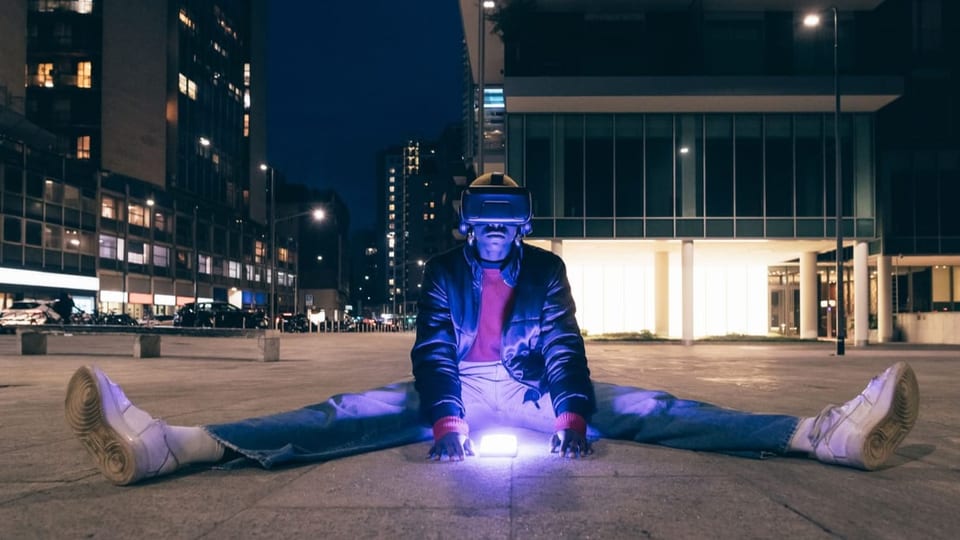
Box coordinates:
[804,7,845,355]
[312,207,344,307]
[477,0,496,175]
[260,163,277,327]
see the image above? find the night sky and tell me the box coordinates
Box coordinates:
[265,1,465,230]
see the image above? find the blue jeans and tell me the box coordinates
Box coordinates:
[205,361,799,468]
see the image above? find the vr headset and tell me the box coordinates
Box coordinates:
[458,174,533,236]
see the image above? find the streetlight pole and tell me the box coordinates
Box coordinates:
[192,204,198,309]
[477,0,485,176]
[805,7,844,355]
[831,6,845,356]
[268,166,276,329]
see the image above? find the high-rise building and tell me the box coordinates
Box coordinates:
[459,0,959,345]
[377,128,469,320]
[1,0,283,319]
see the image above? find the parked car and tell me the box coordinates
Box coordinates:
[279,313,310,333]
[99,313,140,326]
[173,301,269,329]
[0,300,61,332]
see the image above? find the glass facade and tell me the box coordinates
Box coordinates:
[507,113,875,240]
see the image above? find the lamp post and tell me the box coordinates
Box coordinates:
[804,7,844,355]
[477,0,496,175]
[260,163,277,328]
[313,207,344,318]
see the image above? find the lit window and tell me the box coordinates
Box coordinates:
[154,212,167,233]
[423,213,428,220]
[101,196,115,219]
[77,61,92,88]
[389,186,394,193]
[243,63,250,87]
[153,245,169,268]
[389,176,395,183]
[127,241,148,264]
[62,229,80,251]
[430,213,435,220]
[228,260,241,278]
[278,246,290,263]
[76,0,92,13]
[98,234,118,259]
[243,113,249,137]
[188,80,197,100]
[243,89,250,109]
[127,203,148,227]
[36,63,54,87]
[389,213,395,220]
[178,73,187,93]
[76,135,90,159]
[388,204,395,211]
[254,240,265,263]
[179,9,195,29]
[198,254,212,274]
[389,195,395,202]
[429,201,435,208]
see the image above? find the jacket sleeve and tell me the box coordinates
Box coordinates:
[410,260,464,423]
[539,258,596,419]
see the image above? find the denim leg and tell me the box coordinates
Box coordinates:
[589,381,799,456]
[204,380,431,468]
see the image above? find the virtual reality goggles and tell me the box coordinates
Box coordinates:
[459,186,533,235]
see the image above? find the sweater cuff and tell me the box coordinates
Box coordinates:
[554,412,587,437]
[432,416,469,441]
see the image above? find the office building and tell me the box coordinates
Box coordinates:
[0,0,292,319]
[459,0,959,344]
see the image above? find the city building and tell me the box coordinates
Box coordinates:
[377,130,469,322]
[0,0,299,321]
[459,0,960,344]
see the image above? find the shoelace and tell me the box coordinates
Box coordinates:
[807,403,844,447]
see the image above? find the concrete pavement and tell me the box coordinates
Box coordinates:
[0,332,957,539]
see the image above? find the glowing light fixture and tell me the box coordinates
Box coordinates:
[199,136,211,147]
[803,14,821,27]
[478,434,518,458]
[679,146,690,154]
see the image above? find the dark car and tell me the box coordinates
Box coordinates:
[173,301,268,329]
[279,313,310,333]
[99,313,140,326]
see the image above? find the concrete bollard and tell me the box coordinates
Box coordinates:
[134,334,161,358]
[18,331,48,355]
[261,330,280,362]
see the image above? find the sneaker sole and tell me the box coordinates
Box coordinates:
[64,366,140,485]
[860,361,920,470]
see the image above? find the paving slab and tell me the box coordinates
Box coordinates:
[0,333,957,539]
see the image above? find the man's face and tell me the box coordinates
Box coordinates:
[473,223,520,262]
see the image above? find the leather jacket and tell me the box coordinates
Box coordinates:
[411,242,596,424]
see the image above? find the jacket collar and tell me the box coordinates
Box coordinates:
[462,242,523,288]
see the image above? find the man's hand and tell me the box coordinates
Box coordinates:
[427,432,475,461]
[550,429,593,458]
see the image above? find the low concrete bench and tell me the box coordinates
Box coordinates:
[15,326,280,362]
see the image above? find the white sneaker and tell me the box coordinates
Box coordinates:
[64,365,180,485]
[809,361,919,470]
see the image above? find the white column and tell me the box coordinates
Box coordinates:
[550,239,563,257]
[682,240,694,346]
[877,255,893,343]
[654,251,669,337]
[800,251,819,339]
[854,242,869,346]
